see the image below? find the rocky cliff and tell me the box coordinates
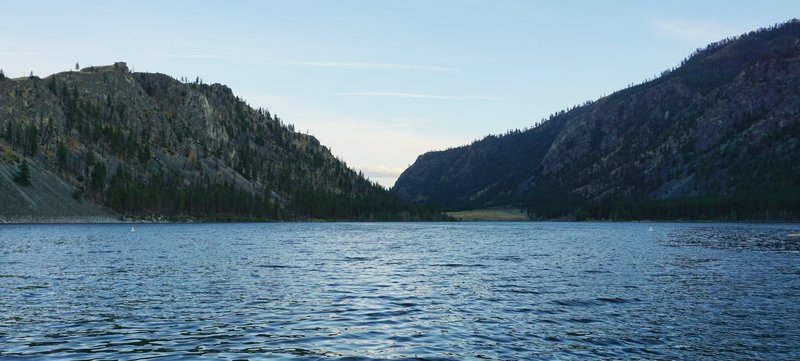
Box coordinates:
[393,20,800,220]
[0,63,437,221]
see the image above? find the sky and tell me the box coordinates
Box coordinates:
[1,1,797,187]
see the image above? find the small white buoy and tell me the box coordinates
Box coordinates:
[130,226,136,233]
[648,226,654,232]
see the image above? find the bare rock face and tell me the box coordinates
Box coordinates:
[0,161,116,223]
[393,20,800,219]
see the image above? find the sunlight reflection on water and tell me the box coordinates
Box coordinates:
[1,222,799,359]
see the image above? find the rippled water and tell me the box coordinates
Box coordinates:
[1,222,799,360]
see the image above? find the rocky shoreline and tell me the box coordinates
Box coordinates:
[0,215,122,224]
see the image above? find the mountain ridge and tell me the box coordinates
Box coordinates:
[393,19,800,221]
[0,62,441,221]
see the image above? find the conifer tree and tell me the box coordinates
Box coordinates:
[14,160,31,186]
[90,161,106,191]
[57,142,67,171]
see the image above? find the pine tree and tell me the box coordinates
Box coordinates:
[4,122,11,142]
[25,125,38,156]
[57,142,67,171]
[90,161,106,191]
[13,160,31,186]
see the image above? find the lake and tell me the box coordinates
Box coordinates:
[1,222,799,360]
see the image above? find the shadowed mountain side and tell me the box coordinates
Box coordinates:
[393,20,800,221]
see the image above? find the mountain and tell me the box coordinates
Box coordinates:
[0,63,440,222]
[393,20,800,221]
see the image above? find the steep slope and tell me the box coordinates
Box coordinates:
[0,153,115,223]
[393,20,800,220]
[0,63,438,221]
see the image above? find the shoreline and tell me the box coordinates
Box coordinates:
[2,217,799,225]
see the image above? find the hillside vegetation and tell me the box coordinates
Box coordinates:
[0,63,441,221]
[393,20,800,221]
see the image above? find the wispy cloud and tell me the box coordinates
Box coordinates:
[286,61,459,73]
[649,18,738,43]
[155,53,227,59]
[361,165,407,179]
[288,116,466,188]
[0,51,42,57]
[333,91,501,100]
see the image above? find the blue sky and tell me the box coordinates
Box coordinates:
[1,1,797,187]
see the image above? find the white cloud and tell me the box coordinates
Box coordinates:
[0,51,43,57]
[235,93,469,188]
[650,18,738,44]
[154,53,227,59]
[333,91,502,100]
[361,165,407,179]
[284,61,459,73]
[297,118,465,188]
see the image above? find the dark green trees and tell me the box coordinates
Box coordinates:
[57,142,67,170]
[13,160,31,186]
[0,61,443,222]
[393,20,800,222]
[90,162,106,191]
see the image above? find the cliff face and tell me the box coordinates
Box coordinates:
[393,21,800,220]
[0,63,432,221]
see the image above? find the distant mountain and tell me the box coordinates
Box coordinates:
[0,63,440,222]
[393,20,800,221]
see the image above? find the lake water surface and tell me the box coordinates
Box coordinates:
[1,222,799,360]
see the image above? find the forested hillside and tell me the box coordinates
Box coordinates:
[0,63,441,221]
[393,20,800,221]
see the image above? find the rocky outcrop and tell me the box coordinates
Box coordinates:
[80,62,129,74]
